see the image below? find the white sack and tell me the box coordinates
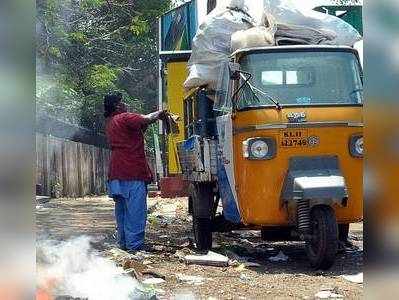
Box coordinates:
[184,1,254,91]
[274,23,337,45]
[354,39,363,67]
[231,14,276,52]
[264,0,361,46]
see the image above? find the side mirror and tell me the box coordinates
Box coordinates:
[229,62,241,80]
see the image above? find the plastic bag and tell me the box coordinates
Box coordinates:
[264,0,361,46]
[354,39,363,67]
[231,14,277,52]
[184,1,254,91]
[274,23,337,45]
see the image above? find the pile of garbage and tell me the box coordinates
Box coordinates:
[184,0,362,91]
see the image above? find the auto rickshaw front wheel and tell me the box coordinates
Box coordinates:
[306,205,338,270]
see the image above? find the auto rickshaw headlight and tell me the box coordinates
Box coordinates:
[243,137,276,160]
[349,135,363,157]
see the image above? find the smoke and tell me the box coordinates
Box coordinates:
[37,236,141,300]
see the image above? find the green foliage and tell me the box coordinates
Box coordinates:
[80,0,106,9]
[130,16,150,36]
[85,65,120,91]
[36,0,173,138]
[48,46,62,58]
[69,32,88,44]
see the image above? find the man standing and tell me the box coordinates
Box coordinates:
[104,92,167,252]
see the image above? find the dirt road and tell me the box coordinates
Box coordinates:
[36,196,363,299]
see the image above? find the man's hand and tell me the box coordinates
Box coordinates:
[158,110,169,122]
[143,110,169,126]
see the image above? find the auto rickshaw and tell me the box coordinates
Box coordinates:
[177,45,363,269]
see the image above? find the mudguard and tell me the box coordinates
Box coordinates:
[281,156,348,207]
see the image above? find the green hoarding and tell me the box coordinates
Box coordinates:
[314,5,363,36]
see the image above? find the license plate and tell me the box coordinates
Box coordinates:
[280,130,308,147]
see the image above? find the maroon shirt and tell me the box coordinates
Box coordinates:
[106,112,152,182]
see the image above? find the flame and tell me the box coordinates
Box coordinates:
[36,287,53,300]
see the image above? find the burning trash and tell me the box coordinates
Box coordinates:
[36,236,144,300]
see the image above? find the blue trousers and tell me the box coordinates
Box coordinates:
[107,180,148,251]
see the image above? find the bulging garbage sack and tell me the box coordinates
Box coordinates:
[184,0,254,91]
[231,14,277,52]
[259,11,336,45]
[264,0,361,46]
[354,39,363,67]
[274,23,337,45]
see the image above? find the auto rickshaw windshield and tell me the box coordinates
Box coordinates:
[236,50,363,110]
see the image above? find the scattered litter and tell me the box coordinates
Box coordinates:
[130,251,155,261]
[314,290,343,299]
[123,268,141,279]
[36,196,51,204]
[179,241,190,248]
[235,264,246,272]
[224,249,261,268]
[177,273,205,285]
[225,250,243,262]
[232,230,260,238]
[152,203,178,218]
[142,278,165,285]
[229,260,240,267]
[185,251,229,267]
[239,238,263,247]
[156,288,166,295]
[269,251,289,262]
[244,262,261,268]
[239,273,251,282]
[153,245,165,251]
[174,250,189,261]
[36,205,50,211]
[342,273,363,284]
[175,292,197,299]
[212,241,221,248]
[108,247,130,262]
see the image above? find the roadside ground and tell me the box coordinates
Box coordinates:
[36,196,363,299]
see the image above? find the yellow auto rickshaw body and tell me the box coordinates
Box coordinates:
[229,46,363,227]
[233,107,363,225]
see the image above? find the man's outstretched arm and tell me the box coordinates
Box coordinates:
[142,110,168,126]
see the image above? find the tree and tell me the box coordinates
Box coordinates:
[36,0,172,133]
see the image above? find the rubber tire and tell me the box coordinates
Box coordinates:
[189,183,213,251]
[261,227,293,241]
[193,217,212,251]
[188,196,193,215]
[338,223,350,242]
[306,206,338,270]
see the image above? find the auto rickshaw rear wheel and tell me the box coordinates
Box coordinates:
[193,217,212,251]
[189,183,214,251]
[306,205,338,270]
